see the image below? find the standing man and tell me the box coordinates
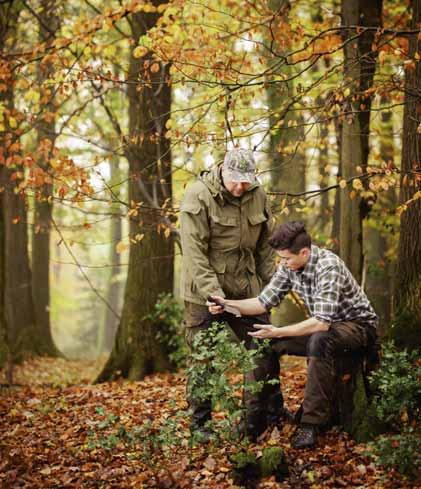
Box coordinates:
[208,221,378,449]
[180,148,283,441]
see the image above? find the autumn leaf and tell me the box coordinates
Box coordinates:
[133,46,148,58]
[116,241,129,254]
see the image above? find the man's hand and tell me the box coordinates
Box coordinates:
[206,295,225,315]
[248,324,281,339]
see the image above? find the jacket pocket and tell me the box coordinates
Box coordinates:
[248,212,267,226]
[209,214,238,250]
[211,214,237,227]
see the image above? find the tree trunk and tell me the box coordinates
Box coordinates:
[0,168,6,368]
[366,100,396,335]
[32,0,61,357]
[97,4,174,381]
[317,119,330,233]
[97,158,123,354]
[393,0,421,348]
[0,3,43,368]
[267,1,306,205]
[331,116,343,254]
[339,0,382,283]
[266,1,307,326]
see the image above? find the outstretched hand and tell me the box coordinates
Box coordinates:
[248,324,280,339]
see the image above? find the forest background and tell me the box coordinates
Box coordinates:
[0,0,420,486]
[1,0,419,371]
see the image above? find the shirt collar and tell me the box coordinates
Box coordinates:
[300,245,319,278]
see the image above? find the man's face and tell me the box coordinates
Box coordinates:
[276,247,310,271]
[224,179,252,197]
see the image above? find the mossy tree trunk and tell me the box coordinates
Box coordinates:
[32,0,62,357]
[339,0,382,283]
[97,3,174,381]
[393,0,421,347]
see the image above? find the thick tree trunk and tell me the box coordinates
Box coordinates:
[366,101,396,335]
[0,4,42,367]
[393,0,421,348]
[266,2,307,326]
[0,170,6,368]
[3,176,41,359]
[339,0,382,283]
[32,0,61,357]
[267,1,306,206]
[97,4,174,381]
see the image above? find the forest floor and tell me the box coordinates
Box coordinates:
[0,357,416,488]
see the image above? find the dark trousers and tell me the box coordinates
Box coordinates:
[184,301,283,434]
[271,321,376,425]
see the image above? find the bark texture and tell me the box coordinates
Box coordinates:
[32,0,61,356]
[393,0,421,348]
[0,4,43,368]
[339,0,383,283]
[97,3,174,381]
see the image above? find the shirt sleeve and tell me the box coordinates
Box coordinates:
[312,265,342,324]
[258,265,292,310]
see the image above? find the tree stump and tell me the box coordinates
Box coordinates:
[332,351,382,442]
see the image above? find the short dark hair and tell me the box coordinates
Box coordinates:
[268,221,311,253]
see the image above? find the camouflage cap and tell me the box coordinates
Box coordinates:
[222,149,256,183]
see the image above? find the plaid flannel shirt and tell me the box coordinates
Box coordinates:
[258,245,378,328]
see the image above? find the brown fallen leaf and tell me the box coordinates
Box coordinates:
[203,456,217,471]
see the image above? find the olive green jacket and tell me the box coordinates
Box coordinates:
[180,165,276,306]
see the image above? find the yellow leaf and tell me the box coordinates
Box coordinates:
[8,117,17,129]
[143,4,157,13]
[352,178,363,190]
[157,3,169,13]
[135,233,144,242]
[24,89,40,104]
[339,179,347,189]
[103,44,116,57]
[165,118,172,129]
[133,46,148,58]
[116,241,129,254]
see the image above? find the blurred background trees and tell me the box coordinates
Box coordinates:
[0,0,419,375]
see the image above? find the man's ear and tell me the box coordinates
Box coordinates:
[301,247,310,259]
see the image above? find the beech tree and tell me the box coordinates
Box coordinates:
[338,0,383,283]
[97,2,174,381]
[393,0,421,348]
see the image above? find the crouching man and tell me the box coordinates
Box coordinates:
[208,221,378,449]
